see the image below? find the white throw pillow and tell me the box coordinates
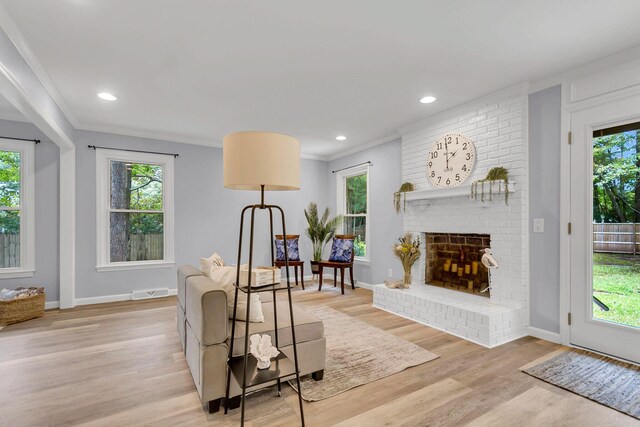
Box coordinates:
[208,265,264,323]
[200,252,225,276]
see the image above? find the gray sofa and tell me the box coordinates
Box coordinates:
[177,265,326,413]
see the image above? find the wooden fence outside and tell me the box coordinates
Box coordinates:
[593,223,640,254]
[0,233,19,268]
[0,233,163,265]
[127,233,164,261]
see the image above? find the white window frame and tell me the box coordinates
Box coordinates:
[0,138,35,278]
[336,164,370,263]
[95,149,174,271]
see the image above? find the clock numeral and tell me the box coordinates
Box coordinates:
[466,153,471,160]
[456,174,460,181]
[437,143,443,150]
[437,176,442,184]
[446,178,451,185]
[463,143,468,150]
[431,171,435,178]
[428,161,432,167]
[462,165,467,172]
[456,137,459,145]
[430,152,438,159]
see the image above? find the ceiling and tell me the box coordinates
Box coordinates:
[2,1,640,158]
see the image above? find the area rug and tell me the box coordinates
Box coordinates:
[523,349,640,419]
[289,305,438,401]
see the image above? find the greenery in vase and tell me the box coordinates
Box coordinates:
[304,202,342,262]
[392,233,421,281]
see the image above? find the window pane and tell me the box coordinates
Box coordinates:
[344,216,366,257]
[110,212,164,262]
[111,161,163,210]
[0,210,20,267]
[0,150,21,208]
[346,173,367,214]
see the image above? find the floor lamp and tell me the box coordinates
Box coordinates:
[222,131,305,426]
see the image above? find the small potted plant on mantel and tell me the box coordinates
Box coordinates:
[304,202,342,274]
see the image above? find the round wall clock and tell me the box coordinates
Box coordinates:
[427,132,476,188]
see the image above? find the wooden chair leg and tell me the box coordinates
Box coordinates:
[294,265,299,288]
[340,267,345,294]
[301,263,305,290]
[334,269,337,287]
[350,266,355,289]
[318,265,323,291]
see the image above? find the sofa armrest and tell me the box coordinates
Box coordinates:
[185,275,228,345]
[177,265,204,310]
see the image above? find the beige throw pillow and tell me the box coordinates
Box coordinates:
[208,265,264,323]
[200,252,225,276]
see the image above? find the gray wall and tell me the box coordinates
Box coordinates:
[0,119,60,302]
[528,85,562,333]
[327,139,403,285]
[74,130,328,298]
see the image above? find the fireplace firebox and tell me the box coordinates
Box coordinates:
[424,232,491,297]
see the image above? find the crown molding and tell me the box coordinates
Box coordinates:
[529,45,640,95]
[76,122,334,160]
[326,133,401,162]
[76,122,222,148]
[0,3,79,128]
[301,153,329,161]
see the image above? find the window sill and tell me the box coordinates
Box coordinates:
[0,269,34,279]
[354,258,370,266]
[96,261,175,272]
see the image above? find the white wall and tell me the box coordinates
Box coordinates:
[0,119,59,302]
[327,139,404,285]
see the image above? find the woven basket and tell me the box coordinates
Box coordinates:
[0,293,45,326]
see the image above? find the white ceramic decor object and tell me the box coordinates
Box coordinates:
[249,334,280,369]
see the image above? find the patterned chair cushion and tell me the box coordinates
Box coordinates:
[328,238,354,262]
[275,237,300,261]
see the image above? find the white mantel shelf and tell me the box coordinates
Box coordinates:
[404,181,516,201]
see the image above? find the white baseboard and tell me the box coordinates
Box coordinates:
[526,326,561,344]
[44,288,178,309]
[356,282,373,290]
[45,301,60,310]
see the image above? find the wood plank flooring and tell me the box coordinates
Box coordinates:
[1,284,637,426]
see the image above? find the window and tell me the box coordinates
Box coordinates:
[96,149,174,271]
[336,165,369,261]
[0,138,35,277]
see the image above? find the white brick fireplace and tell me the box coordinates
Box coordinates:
[373,84,529,347]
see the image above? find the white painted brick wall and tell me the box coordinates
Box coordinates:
[386,83,530,346]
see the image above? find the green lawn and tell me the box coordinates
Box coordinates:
[592,253,640,328]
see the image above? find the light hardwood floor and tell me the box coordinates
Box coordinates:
[1,284,637,426]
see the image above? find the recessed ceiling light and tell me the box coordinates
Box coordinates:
[336,135,347,141]
[420,96,436,104]
[97,92,117,101]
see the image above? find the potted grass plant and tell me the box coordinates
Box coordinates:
[304,202,342,274]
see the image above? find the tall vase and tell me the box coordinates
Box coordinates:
[403,269,412,286]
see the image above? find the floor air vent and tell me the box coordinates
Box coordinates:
[131,288,170,300]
